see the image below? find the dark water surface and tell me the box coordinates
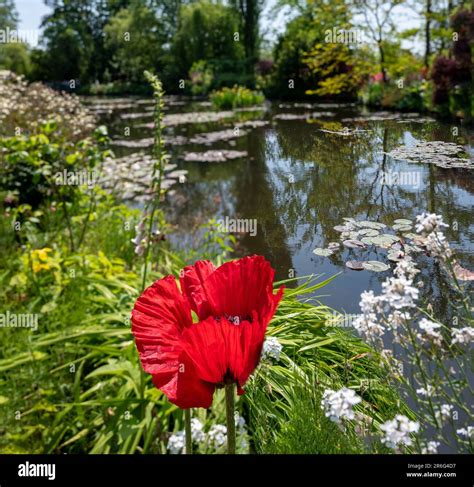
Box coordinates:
[86,96,474,316]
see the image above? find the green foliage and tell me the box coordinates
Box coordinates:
[171,2,245,87]
[189,60,214,96]
[245,276,408,453]
[210,85,264,109]
[0,42,31,76]
[104,4,165,84]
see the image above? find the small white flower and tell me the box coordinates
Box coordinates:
[417,318,443,346]
[415,213,449,235]
[380,415,420,449]
[234,412,246,434]
[167,431,185,454]
[456,426,474,439]
[394,259,419,280]
[359,290,380,314]
[353,312,385,339]
[416,385,435,397]
[435,404,454,424]
[381,276,419,310]
[208,424,227,448]
[190,418,205,443]
[425,231,451,258]
[451,327,474,346]
[321,387,362,423]
[262,336,283,361]
[421,441,440,454]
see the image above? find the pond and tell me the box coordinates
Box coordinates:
[84,96,474,318]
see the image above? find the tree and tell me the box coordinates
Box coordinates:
[104,1,165,83]
[171,1,245,87]
[351,0,405,83]
[229,0,264,84]
[0,0,17,29]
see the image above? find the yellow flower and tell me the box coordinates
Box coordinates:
[30,248,53,273]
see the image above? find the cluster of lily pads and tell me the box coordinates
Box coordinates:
[313,217,427,272]
[387,141,473,169]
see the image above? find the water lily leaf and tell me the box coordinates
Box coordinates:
[403,232,418,239]
[362,261,390,272]
[327,242,340,250]
[334,225,351,232]
[346,260,364,270]
[394,219,412,225]
[357,221,386,229]
[358,228,379,237]
[393,224,412,231]
[361,237,375,245]
[387,251,404,262]
[372,235,398,246]
[343,239,366,249]
[313,248,333,257]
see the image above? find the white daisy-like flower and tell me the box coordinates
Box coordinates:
[359,290,380,314]
[262,336,283,361]
[451,327,474,346]
[167,431,185,454]
[380,414,420,449]
[321,387,362,423]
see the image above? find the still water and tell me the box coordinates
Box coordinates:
[87,97,474,316]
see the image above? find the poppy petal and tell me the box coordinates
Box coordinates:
[180,260,216,319]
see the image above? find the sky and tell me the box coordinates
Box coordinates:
[15,0,422,52]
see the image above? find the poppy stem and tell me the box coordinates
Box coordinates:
[225,383,236,454]
[184,408,192,454]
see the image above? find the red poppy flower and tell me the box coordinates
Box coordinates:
[131,255,283,409]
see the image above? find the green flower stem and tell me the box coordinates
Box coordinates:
[225,383,236,454]
[184,408,192,454]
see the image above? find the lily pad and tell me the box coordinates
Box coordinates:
[393,224,413,232]
[362,261,390,272]
[358,228,379,237]
[361,237,375,245]
[334,225,351,232]
[403,232,418,240]
[328,242,340,250]
[357,221,386,229]
[343,239,366,249]
[394,219,412,225]
[313,248,333,257]
[346,260,365,271]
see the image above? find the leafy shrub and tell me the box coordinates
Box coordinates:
[189,60,214,96]
[210,85,264,109]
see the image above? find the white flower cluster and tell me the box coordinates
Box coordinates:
[353,264,419,341]
[415,213,451,259]
[167,431,185,454]
[131,218,147,256]
[321,387,362,423]
[208,424,227,448]
[435,404,454,424]
[262,336,283,361]
[415,213,449,235]
[416,385,435,397]
[456,426,474,439]
[417,318,443,347]
[191,418,206,443]
[421,441,440,454]
[451,326,474,346]
[380,415,420,449]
